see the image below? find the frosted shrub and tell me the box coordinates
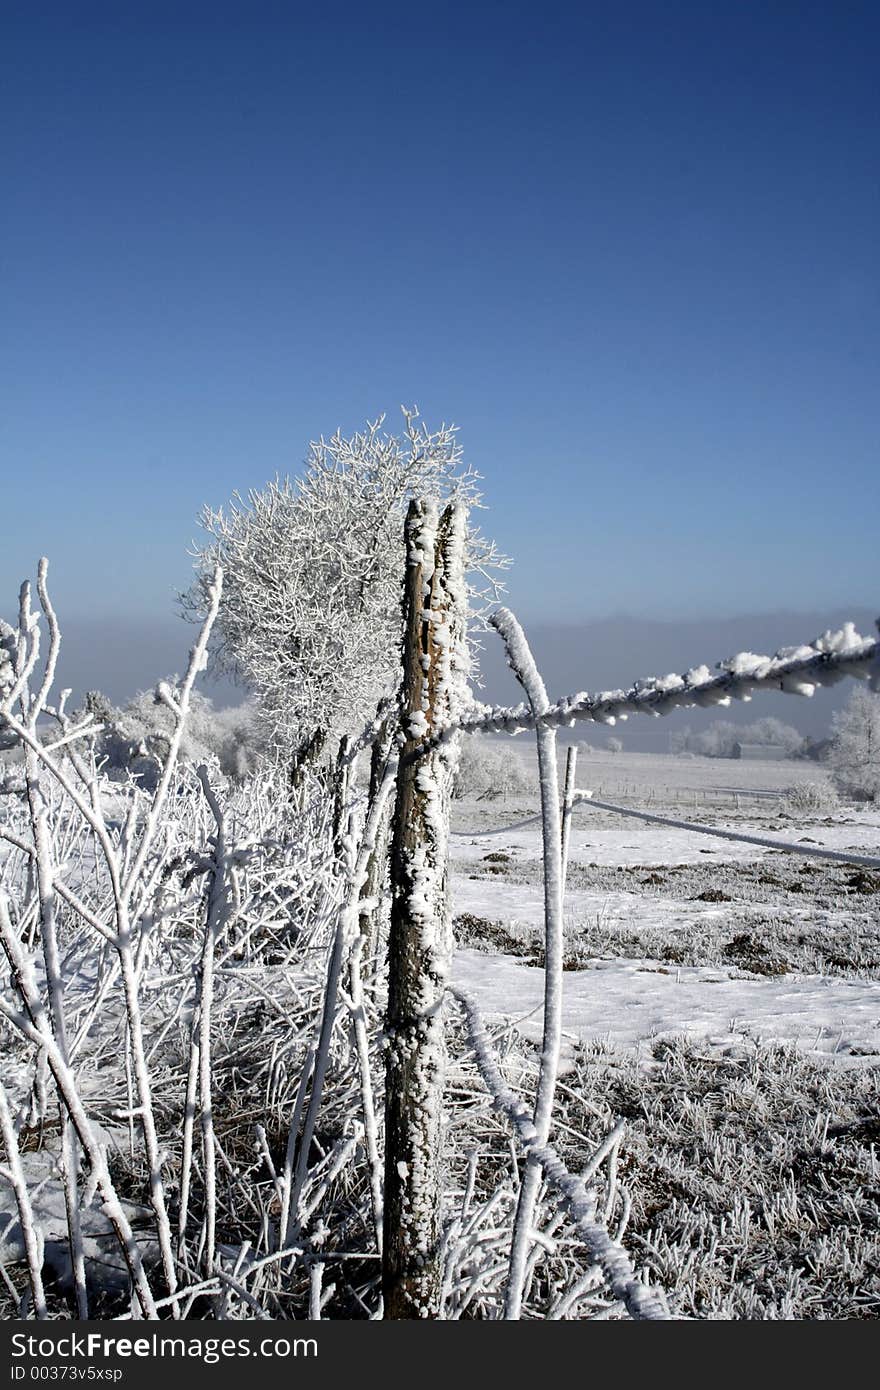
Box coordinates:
[781,779,839,815]
[90,689,266,786]
[453,736,531,800]
[606,736,623,754]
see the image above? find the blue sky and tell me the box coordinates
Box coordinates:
[2,1,877,637]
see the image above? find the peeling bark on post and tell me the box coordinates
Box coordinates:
[383,498,468,1319]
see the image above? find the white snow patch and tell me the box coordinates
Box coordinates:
[453,948,880,1064]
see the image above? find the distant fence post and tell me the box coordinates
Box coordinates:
[383,498,468,1319]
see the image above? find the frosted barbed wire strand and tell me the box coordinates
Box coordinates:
[450,813,543,837]
[576,795,880,869]
[454,622,880,740]
[488,607,565,1321]
[450,986,669,1321]
[346,620,880,760]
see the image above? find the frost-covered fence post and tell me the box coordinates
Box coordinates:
[560,743,578,890]
[383,498,468,1319]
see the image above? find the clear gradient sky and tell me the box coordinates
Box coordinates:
[2,1,877,634]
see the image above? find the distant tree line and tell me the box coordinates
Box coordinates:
[670,716,804,759]
[666,690,880,802]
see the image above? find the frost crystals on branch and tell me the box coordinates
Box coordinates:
[486,608,565,1320]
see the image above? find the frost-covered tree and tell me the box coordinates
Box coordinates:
[452,736,531,800]
[827,686,880,801]
[606,736,623,754]
[688,720,739,758]
[746,716,804,756]
[182,409,508,758]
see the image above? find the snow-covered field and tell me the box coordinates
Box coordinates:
[450,747,880,1062]
[444,746,880,1317]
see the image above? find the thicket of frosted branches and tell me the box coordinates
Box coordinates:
[0,561,655,1321]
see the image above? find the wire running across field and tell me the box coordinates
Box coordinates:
[575,795,880,869]
[451,795,880,870]
[451,625,880,742]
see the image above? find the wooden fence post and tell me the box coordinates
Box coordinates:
[383,498,468,1319]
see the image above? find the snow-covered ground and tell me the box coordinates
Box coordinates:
[498,742,832,799]
[450,747,880,1065]
[456,949,880,1062]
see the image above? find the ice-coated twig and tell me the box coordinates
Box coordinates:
[0,898,158,1318]
[290,738,397,1245]
[193,765,229,1274]
[487,607,564,1321]
[278,1047,315,1249]
[120,570,223,902]
[177,1042,200,1265]
[12,571,90,1318]
[450,986,669,1321]
[347,749,399,1258]
[0,1075,47,1318]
